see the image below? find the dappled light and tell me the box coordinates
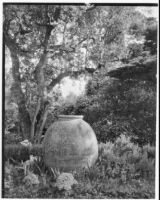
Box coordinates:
[60,76,89,98]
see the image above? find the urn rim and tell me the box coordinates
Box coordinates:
[58,115,84,120]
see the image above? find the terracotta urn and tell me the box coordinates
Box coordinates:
[43,115,98,171]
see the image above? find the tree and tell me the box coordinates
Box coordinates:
[59,7,157,145]
[3,4,102,142]
[4,5,65,141]
[4,5,147,143]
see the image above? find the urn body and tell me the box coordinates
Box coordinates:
[43,115,98,171]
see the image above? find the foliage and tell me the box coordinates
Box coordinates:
[5,102,19,134]
[55,173,78,191]
[3,135,155,198]
[4,5,152,141]
[4,144,43,162]
[126,42,144,59]
[143,17,157,55]
[98,135,155,181]
[61,74,156,145]
[3,5,157,199]
[23,172,39,186]
[5,132,22,144]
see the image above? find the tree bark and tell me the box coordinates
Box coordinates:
[4,6,62,142]
[6,42,32,139]
[31,19,55,142]
[36,106,49,143]
[30,98,41,140]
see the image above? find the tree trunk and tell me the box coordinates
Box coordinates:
[4,6,62,142]
[9,48,32,139]
[30,98,41,140]
[32,107,49,144]
[38,110,49,142]
[31,23,54,142]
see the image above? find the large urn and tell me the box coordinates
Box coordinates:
[43,115,98,171]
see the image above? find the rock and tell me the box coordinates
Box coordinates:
[107,56,157,82]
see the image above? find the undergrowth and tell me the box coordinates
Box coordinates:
[3,135,155,198]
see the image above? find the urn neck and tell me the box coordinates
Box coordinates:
[58,115,84,121]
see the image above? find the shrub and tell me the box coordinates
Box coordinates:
[127,43,144,59]
[97,135,155,182]
[3,136,155,198]
[64,78,156,146]
[4,144,43,162]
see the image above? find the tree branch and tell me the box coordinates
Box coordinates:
[34,21,54,95]
[48,36,95,58]
[31,6,62,141]
[4,32,32,139]
[47,71,71,91]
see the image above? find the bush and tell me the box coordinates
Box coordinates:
[4,144,43,162]
[127,43,144,59]
[61,77,156,146]
[97,135,155,181]
[3,134,155,198]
